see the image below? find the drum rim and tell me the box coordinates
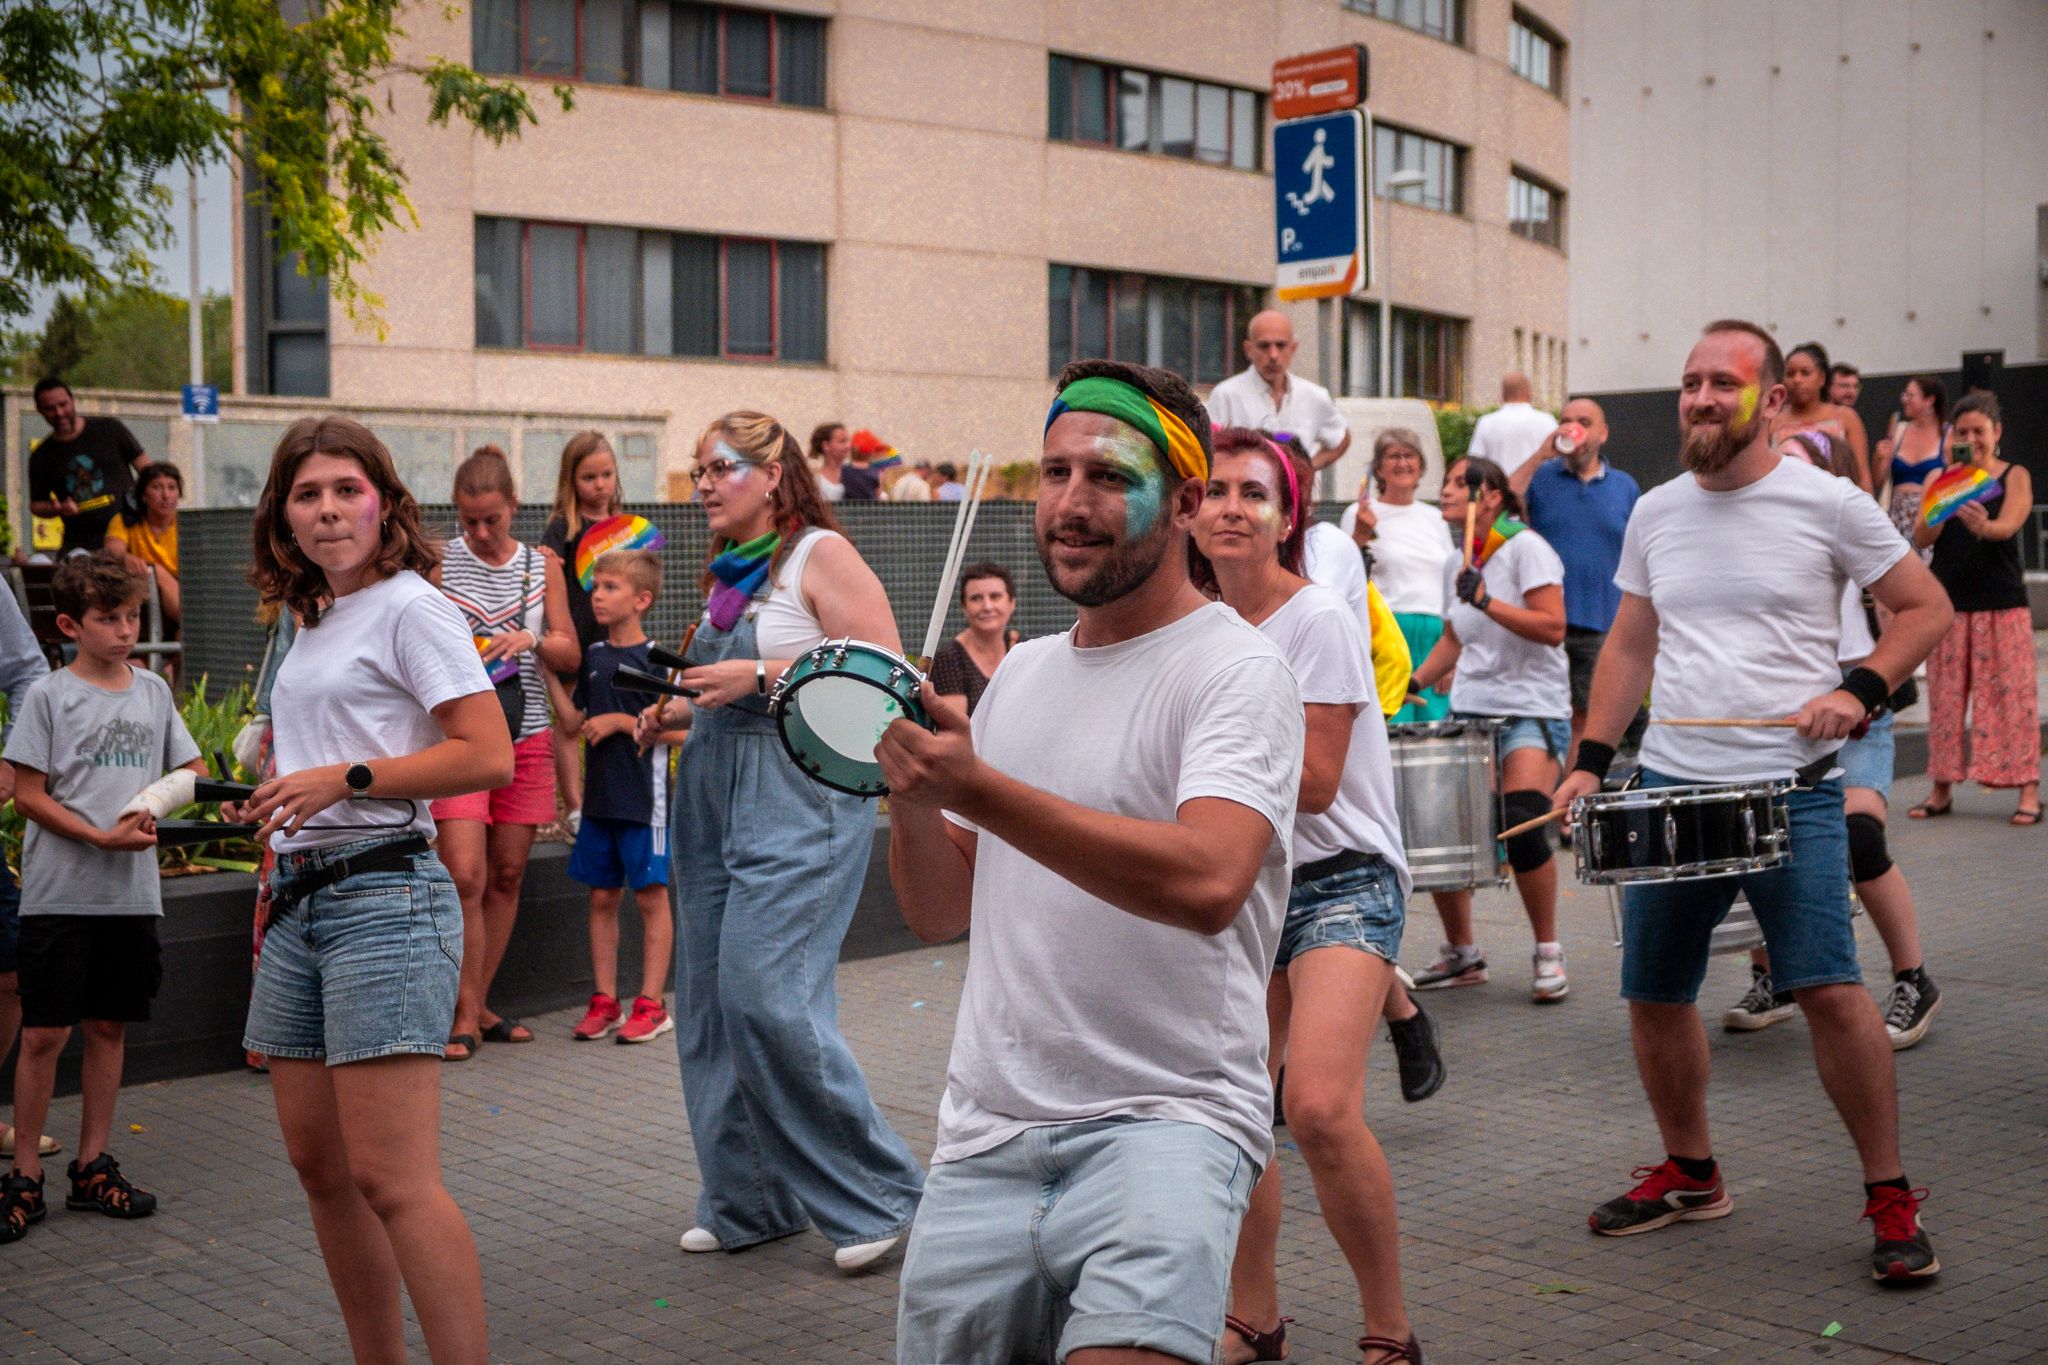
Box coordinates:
[773,651,928,799]
[1386,718,1503,739]
[1573,778,1793,812]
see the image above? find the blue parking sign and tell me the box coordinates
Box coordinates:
[181,383,219,422]
[1274,109,1368,301]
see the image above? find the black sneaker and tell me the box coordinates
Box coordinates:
[1387,1003,1446,1103]
[65,1153,156,1219]
[1721,966,1796,1032]
[1882,973,1941,1051]
[1589,1160,1733,1236]
[0,1168,46,1244]
[1864,1185,1940,1283]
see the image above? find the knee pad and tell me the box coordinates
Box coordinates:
[1501,790,1555,873]
[1845,811,1892,883]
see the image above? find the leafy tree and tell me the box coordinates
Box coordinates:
[0,0,572,323]
[29,292,92,379]
[8,286,231,391]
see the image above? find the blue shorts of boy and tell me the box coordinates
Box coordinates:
[1273,853,1404,971]
[896,1117,1254,1364]
[1454,710,1571,765]
[1621,771,1860,1004]
[1836,708,1895,801]
[568,816,670,891]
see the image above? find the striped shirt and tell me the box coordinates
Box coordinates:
[440,538,549,739]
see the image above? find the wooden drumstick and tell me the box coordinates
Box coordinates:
[1461,499,1477,570]
[1653,717,1800,728]
[1498,806,1568,842]
[919,450,993,669]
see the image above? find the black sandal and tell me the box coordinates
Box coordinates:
[1223,1314,1292,1362]
[2013,806,2042,827]
[1907,799,1952,819]
[444,1034,479,1061]
[1359,1334,1423,1365]
[65,1153,156,1219]
[479,1017,534,1044]
[0,1169,45,1243]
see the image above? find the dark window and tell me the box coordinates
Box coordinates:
[526,223,583,348]
[1509,171,1564,249]
[524,0,578,77]
[1342,0,1464,45]
[585,225,639,353]
[246,206,330,398]
[269,334,330,397]
[475,0,824,104]
[474,217,524,348]
[722,8,772,98]
[582,0,631,84]
[1340,303,1466,402]
[1048,266,1264,381]
[778,241,827,363]
[672,233,720,356]
[672,3,719,92]
[472,0,520,74]
[777,12,827,106]
[1511,9,1563,94]
[1048,56,1261,170]
[724,238,775,357]
[1374,122,1466,213]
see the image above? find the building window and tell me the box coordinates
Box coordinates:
[1374,122,1465,214]
[1509,170,1564,249]
[471,0,826,107]
[1340,303,1466,403]
[1510,9,1564,94]
[242,205,330,398]
[1340,0,1464,45]
[476,215,826,363]
[1048,265,1263,384]
[1049,56,1261,171]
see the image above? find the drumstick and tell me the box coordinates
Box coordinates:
[1461,500,1477,570]
[637,622,699,756]
[1652,717,1800,728]
[918,450,993,669]
[1498,807,1567,841]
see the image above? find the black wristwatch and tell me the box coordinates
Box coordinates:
[344,762,375,800]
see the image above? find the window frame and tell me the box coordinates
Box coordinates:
[484,0,828,105]
[716,5,775,104]
[1339,302,1467,403]
[1373,120,1468,215]
[719,236,781,361]
[1340,0,1466,48]
[1048,54,1263,171]
[522,219,588,352]
[1508,167,1565,250]
[1048,264,1265,383]
[1509,7,1566,96]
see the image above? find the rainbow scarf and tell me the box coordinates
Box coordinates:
[1044,376,1208,483]
[705,531,781,631]
[1472,515,1526,569]
[1917,463,1999,527]
[575,514,665,590]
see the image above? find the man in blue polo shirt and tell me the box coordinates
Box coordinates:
[1513,397,1639,763]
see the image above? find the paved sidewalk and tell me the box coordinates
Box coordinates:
[2,772,2043,1362]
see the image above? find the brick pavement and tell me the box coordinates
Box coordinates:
[1,773,2043,1363]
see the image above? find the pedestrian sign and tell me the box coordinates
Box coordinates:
[181,383,219,423]
[1274,109,1369,301]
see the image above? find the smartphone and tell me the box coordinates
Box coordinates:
[1949,443,1971,463]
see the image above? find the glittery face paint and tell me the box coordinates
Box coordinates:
[1735,384,1759,427]
[1093,431,1166,539]
[713,438,754,485]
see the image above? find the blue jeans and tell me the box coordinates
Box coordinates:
[1838,709,1895,801]
[1274,854,1405,970]
[670,609,923,1248]
[897,1118,1253,1365]
[1620,772,1860,1003]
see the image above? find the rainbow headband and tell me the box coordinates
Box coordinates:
[1044,376,1208,483]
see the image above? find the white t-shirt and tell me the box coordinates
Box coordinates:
[1616,458,1908,781]
[1442,531,1570,720]
[270,571,494,852]
[1837,581,1875,663]
[1467,402,1559,477]
[937,604,1303,1169]
[1344,499,1454,615]
[751,529,842,661]
[1258,587,1410,895]
[1206,369,1349,457]
[1302,521,1369,638]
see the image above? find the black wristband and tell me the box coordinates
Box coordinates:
[1839,666,1890,716]
[1573,739,1617,781]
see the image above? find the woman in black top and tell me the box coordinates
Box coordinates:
[1910,393,2039,824]
[927,561,1018,715]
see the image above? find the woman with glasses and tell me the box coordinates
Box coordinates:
[1343,429,1455,723]
[637,412,924,1272]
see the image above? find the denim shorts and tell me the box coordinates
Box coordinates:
[1454,710,1571,765]
[243,837,463,1065]
[1837,709,1895,801]
[1621,771,1860,1003]
[0,867,18,976]
[897,1118,1254,1365]
[1274,854,1405,970]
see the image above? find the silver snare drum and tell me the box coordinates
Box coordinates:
[1571,780,1792,885]
[1387,720,1506,892]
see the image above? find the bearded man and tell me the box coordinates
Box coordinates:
[1550,320,1953,1287]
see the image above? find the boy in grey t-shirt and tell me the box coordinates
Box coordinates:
[1,552,202,1243]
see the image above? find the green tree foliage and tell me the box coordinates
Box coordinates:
[0,0,572,324]
[7,286,231,391]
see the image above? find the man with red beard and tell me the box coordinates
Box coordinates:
[879,359,1306,1364]
[1552,320,1953,1285]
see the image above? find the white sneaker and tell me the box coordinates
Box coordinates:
[1411,943,1487,990]
[678,1227,722,1253]
[833,1233,900,1272]
[1532,946,1569,1002]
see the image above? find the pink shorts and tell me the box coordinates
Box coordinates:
[431,730,557,827]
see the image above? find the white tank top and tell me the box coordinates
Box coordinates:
[751,528,841,660]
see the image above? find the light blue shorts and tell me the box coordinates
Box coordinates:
[897,1118,1254,1364]
[1274,854,1405,970]
[1837,709,1895,801]
[1454,710,1572,765]
[243,838,463,1065]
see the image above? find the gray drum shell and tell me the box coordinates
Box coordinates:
[1386,722,1507,891]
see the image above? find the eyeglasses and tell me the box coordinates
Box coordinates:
[689,458,757,487]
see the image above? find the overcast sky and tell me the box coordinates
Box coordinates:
[18,152,236,328]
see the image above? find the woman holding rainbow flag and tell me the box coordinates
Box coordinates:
[1407,455,1575,1002]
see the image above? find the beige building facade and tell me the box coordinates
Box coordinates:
[233,0,1571,496]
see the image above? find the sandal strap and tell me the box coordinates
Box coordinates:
[1224,1313,1292,1360]
[1358,1335,1422,1365]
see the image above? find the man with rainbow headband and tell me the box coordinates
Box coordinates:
[881,359,1305,1364]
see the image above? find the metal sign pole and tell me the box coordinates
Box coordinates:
[187,166,207,504]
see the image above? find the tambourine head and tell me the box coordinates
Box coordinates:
[773,640,932,798]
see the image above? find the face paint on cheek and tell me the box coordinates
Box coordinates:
[1735,384,1759,427]
[1095,433,1165,538]
[356,491,381,539]
[713,439,754,485]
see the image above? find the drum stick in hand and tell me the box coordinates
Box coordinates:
[1498,806,1567,842]
[1461,500,1477,570]
[918,450,992,668]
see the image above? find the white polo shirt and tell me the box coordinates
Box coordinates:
[1466,401,1558,477]
[1206,368,1349,458]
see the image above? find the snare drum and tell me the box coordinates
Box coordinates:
[1571,780,1791,885]
[769,639,930,797]
[1386,720,1506,891]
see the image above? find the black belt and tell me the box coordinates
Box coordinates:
[1293,848,1378,887]
[271,835,431,912]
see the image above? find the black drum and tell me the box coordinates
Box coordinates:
[1570,780,1792,885]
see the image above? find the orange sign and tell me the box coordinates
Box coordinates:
[1271,45,1369,121]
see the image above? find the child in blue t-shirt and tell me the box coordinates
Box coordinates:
[544,550,687,1044]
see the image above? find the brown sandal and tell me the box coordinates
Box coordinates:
[1359,1335,1423,1365]
[1223,1313,1292,1362]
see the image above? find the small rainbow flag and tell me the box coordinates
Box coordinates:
[1917,464,1999,528]
[475,637,520,685]
[870,451,903,473]
[1472,515,1527,569]
[575,514,665,589]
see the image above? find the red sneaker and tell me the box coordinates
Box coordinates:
[1588,1159,1732,1235]
[618,996,674,1045]
[572,993,622,1040]
[1864,1185,1940,1283]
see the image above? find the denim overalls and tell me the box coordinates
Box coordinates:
[669,576,924,1248]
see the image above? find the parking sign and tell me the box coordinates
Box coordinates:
[1273,109,1368,301]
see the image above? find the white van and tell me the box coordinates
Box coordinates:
[1315,397,1447,508]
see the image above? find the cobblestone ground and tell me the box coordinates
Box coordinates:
[2,772,2043,1363]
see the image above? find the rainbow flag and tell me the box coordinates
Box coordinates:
[1472,515,1526,568]
[1917,464,1999,528]
[870,451,903,473]
[475,637,520,685]
[575,514,665,589]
